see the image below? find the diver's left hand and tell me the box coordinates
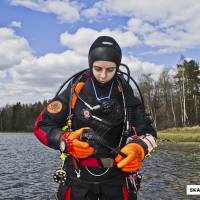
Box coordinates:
[115,143,145,172]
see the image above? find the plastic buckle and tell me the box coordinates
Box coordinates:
[100,158,114,168]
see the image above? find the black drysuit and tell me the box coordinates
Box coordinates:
[34,74,156,200]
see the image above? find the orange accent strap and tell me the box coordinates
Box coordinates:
[71,82,85,109]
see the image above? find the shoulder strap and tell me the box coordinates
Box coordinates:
[71,82,85,109]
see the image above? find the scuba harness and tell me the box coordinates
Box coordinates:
[54,63,145,134]
[53,64,145,193]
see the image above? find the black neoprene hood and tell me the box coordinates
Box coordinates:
[88,36,122,68]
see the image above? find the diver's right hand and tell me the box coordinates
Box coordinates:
[60,127,94,158]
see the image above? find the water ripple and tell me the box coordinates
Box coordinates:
[0,133,200,200]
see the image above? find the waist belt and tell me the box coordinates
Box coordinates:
[79,158,115,168]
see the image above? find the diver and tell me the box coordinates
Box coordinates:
[33,36,157,200]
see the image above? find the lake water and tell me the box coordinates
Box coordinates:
[0,133,200,200]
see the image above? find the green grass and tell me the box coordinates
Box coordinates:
[192,152,200,160]
[158,126,200,142]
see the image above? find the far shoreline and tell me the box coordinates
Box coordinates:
[1,126,200,142]
[158,126,200,142]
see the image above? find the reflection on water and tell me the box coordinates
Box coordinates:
[0,133,199,200]
[139,142,200,200]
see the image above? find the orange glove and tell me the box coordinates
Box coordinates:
[61,127,94,159]
[115,143,145,173]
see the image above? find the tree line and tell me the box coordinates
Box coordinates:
[139,57,200,130]
[0,57,199,132]
[0,101,48,132]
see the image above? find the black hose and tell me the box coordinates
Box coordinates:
[93,134,126,158]
[54,69,88,97]
[119,71,145,108]
[119,63,130,83]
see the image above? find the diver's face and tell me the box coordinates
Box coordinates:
[92,61,117,84]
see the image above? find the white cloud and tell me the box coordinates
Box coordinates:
[0,27,32,70]
[8,0,200,53]
[128,18,155,35]
[122,56,164,82]
[82,0,177,20]
[81,7,100,19]
[82,0,195,22]
[12,50,87,83]
[9,0,200,53]
[10,21,22,28]
[1,51,164,107]
[0,26,164,107]
[9,0,80,23]
[0,49,88,107]
[82,0,200,54]
[60,27,139,54]
[0,26,87,106]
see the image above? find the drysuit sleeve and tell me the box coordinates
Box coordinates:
[132,96,157,138]
[125,84,157,155]
[125,84,157,138]
[33,89,70,150]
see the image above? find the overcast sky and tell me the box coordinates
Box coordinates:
[0,0,200,107]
